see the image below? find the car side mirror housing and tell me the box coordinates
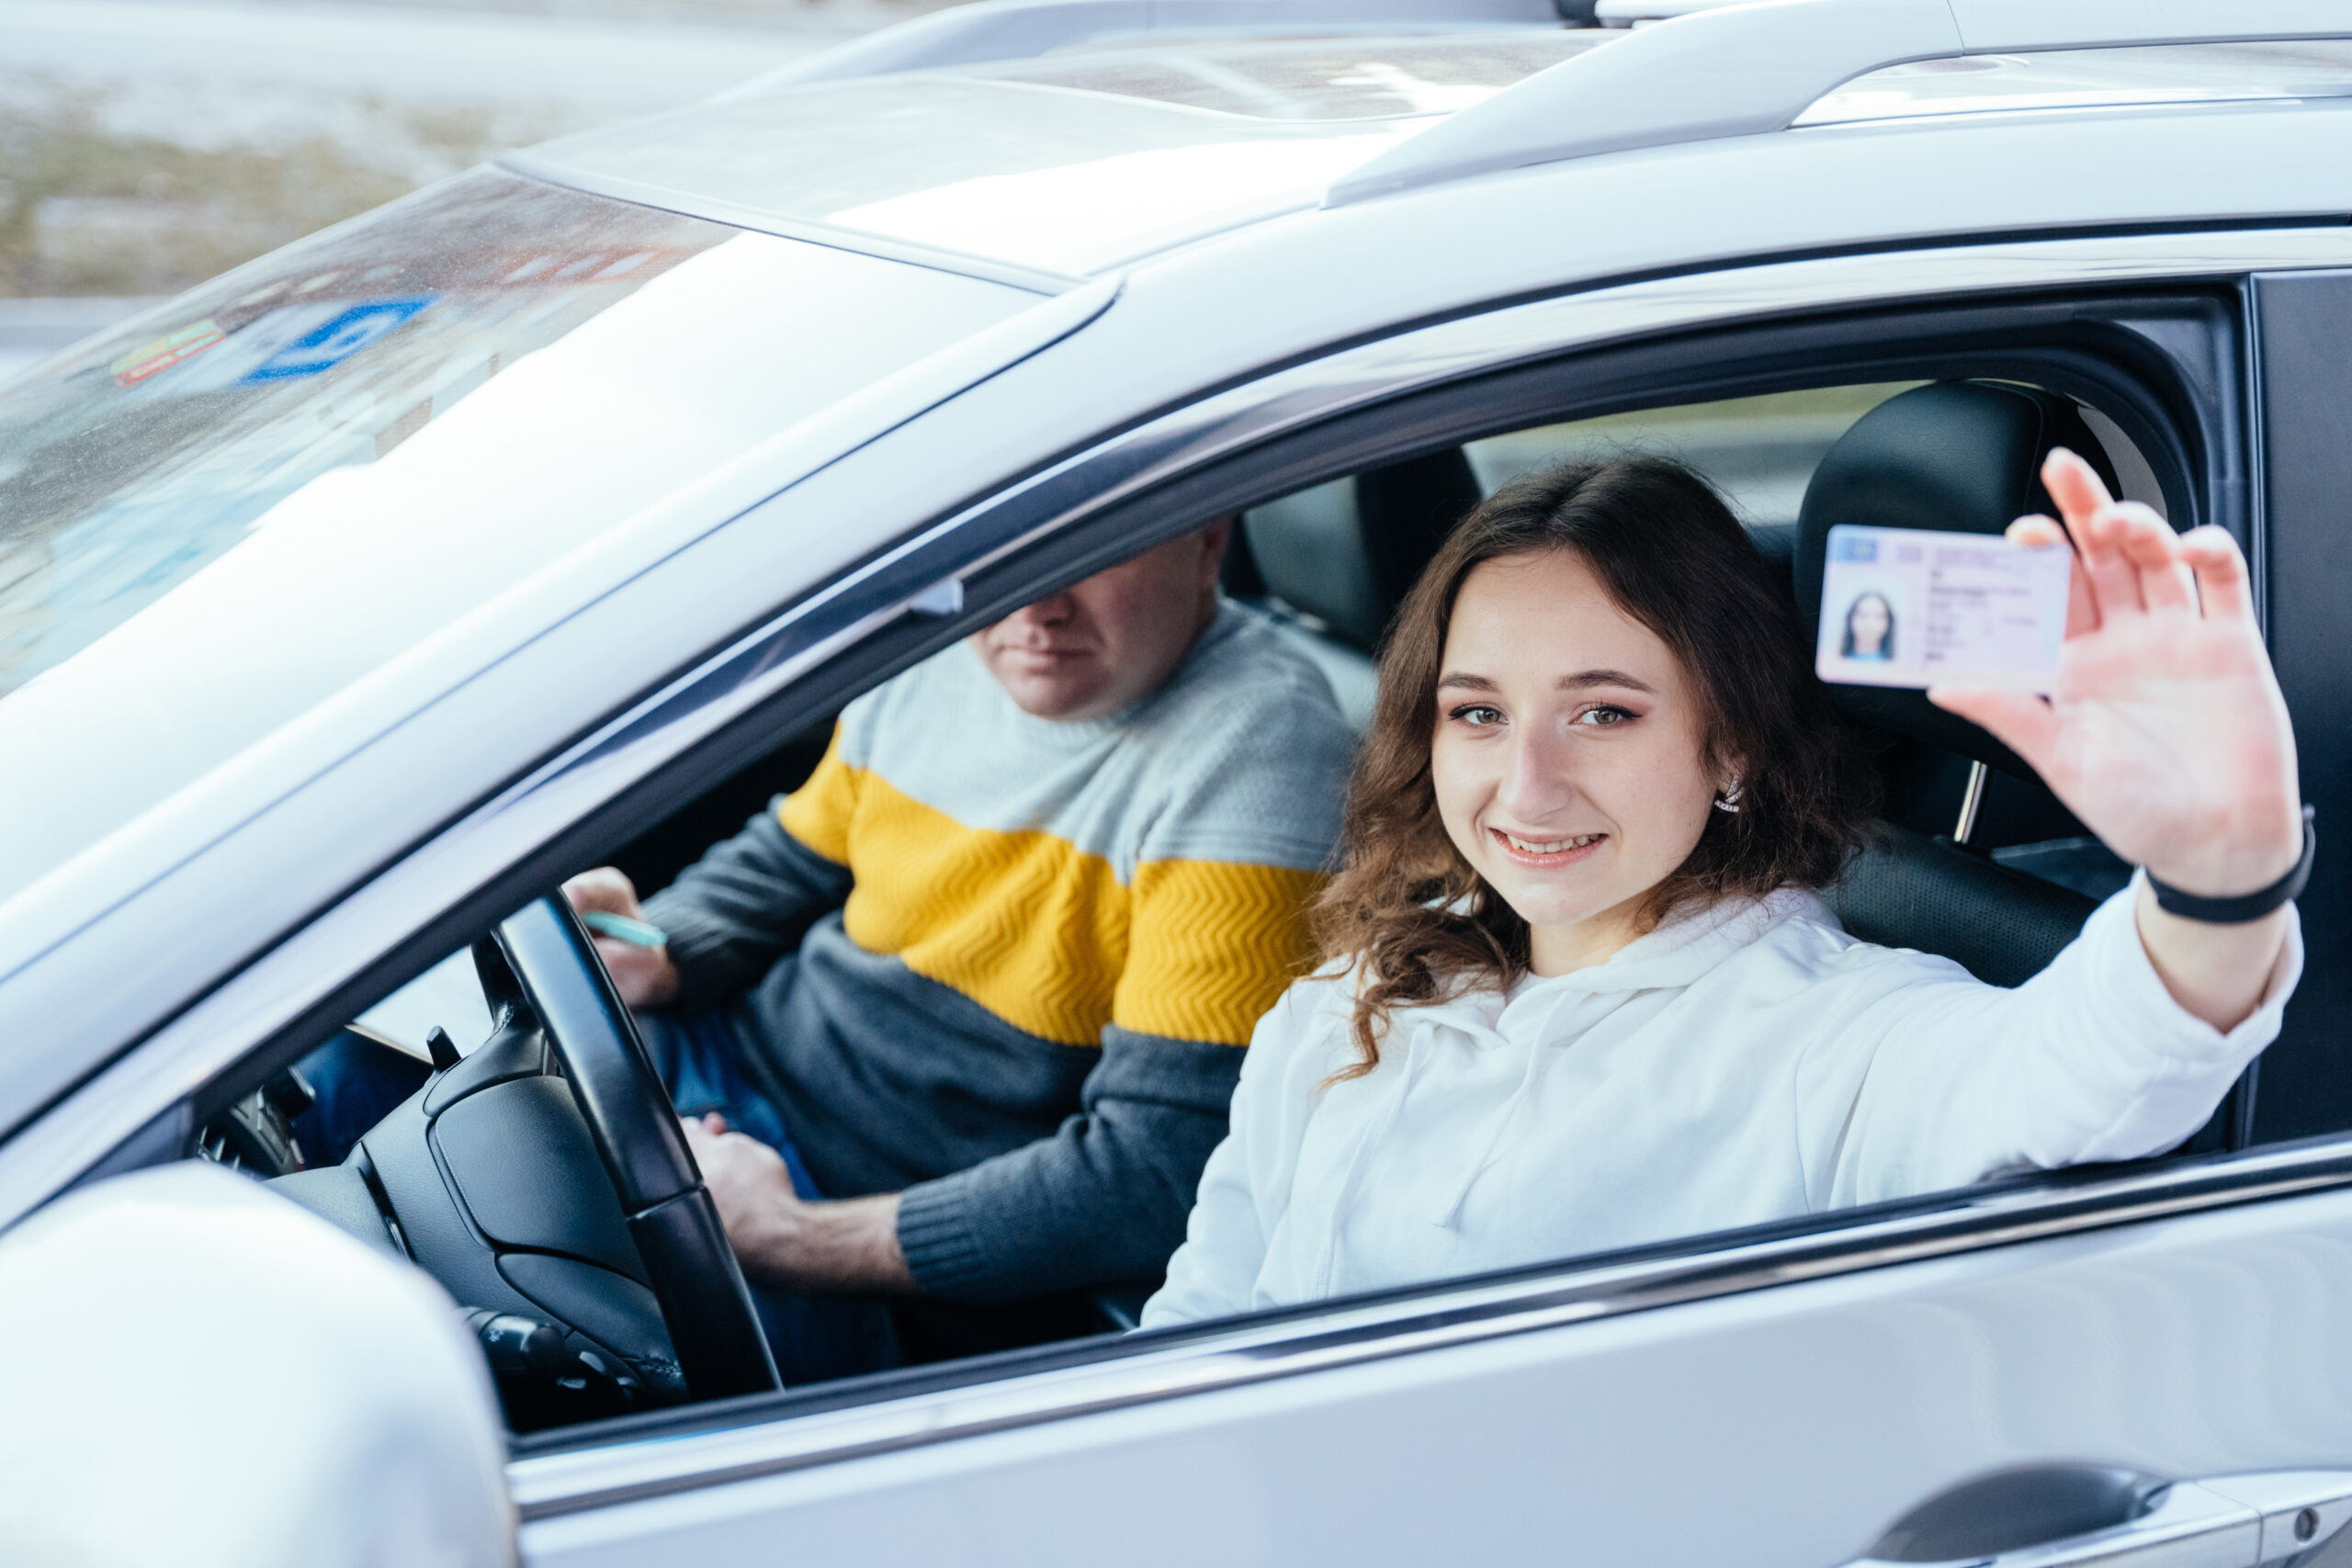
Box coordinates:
[0,1162,515,1567]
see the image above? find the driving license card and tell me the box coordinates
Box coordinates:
[1816,524,2073,694]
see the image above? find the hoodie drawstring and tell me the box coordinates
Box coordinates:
[1430,986,1593,1230]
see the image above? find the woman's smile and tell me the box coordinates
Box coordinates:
[1489,828,1607,867]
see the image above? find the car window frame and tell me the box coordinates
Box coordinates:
[10,225,2352,1485]
[2245,267,2352,1145]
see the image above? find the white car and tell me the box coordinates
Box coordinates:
[5,2,2352,1563]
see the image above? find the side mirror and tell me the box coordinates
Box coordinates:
[0,1162,515,1567]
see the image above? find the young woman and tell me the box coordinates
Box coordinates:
[1142,450,2305,1325]
[1841,590,1896,660]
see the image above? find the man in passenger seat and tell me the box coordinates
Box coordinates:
[565,519,1353,1378]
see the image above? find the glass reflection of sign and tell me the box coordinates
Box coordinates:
[242,297,435,383]
[110,321,227,387]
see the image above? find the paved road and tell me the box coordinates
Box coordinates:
[0,0,848,116]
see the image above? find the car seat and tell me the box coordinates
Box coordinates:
[1232,448,1485,728]
[1798,381,2120,987]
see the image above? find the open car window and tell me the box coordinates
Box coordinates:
[200,362,2243,1442]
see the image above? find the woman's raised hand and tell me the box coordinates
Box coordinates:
[1930,449,2302,905]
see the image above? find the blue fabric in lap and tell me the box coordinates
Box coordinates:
[638,1007,822,1201]
[634,1007,900,1384]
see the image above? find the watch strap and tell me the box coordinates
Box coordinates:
[2147,806,2316,924]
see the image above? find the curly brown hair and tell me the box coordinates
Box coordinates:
[1314,454,1876,1078]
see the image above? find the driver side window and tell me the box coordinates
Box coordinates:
[223,363,2239,1438]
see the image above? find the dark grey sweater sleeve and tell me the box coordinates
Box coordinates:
[639,802,854,1010]
[893,1025,1245,1302]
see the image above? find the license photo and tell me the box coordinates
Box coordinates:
[1815,522,2073,693]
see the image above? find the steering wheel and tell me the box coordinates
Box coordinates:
[480,896,779,1403]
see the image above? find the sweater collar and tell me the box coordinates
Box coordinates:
[958,598,1243,752]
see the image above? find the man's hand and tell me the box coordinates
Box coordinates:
[683,1115,915,1295]
[562,867,681,1010]
[1931,448,2301,1030]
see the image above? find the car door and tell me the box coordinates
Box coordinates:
[478,239,2352,1567]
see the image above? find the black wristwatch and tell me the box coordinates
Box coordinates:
[2147,806,2316,923]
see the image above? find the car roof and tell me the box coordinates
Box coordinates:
[506,29,1604,288]
[510,0,2352,288]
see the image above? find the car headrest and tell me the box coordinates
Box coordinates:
[1794,382,2120,779]
[1242,448,1483,650]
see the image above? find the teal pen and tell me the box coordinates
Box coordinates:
[582,909,669,949]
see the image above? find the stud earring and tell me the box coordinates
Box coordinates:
[1713,775,1744,814]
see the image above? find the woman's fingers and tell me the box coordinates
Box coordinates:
[2105,502,2198,613]
[2075,506,2149,619]
[2041,447,2114,538]
[2044,450,2143,621]
[2180,525,2256,622]
[2039,450,2207,619]
[1928,685,2060,771]
[2007,515,2098,637]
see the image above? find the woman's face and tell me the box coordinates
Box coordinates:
[1849,594,1891,655]
[1430,548,1722,975]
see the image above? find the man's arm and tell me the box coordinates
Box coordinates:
[683,1115,914,1293]
[891,1028,1245,1299]
[638,807,853,1009]
[686,1031,1238,1299]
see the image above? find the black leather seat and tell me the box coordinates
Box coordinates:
[1234,447,1483,727]
[1797,381,2120,984]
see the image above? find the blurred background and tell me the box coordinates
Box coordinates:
[0,0,932,378]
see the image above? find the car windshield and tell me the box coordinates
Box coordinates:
[0,168,1030,912]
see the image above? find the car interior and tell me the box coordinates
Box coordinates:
[186,369,2211,1438]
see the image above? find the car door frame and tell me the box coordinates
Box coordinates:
[8,227,2352,1525]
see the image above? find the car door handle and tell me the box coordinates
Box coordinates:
[1839,1465,2352,1567]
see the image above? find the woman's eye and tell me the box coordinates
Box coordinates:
[1577,705,1635,727]
[1450,704,1504,727]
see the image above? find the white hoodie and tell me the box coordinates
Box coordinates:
[1141,876,2301,1326]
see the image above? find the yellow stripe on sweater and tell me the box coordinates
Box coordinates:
[776,760,1323,1047]
[1116,859,1325,1045]
[776,724,855,864]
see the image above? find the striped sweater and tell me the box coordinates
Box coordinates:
[642,602,1353,1302]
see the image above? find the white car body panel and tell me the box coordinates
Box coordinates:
[515,1182,2352,1566]
[0,1163,514,1566]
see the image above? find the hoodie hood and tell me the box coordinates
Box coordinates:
[1408,885,1838,1045]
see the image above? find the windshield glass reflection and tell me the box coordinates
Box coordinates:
[0,168,1026,911]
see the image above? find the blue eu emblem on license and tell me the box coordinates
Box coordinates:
[244,297,435,382]
[1830,533,1879,563]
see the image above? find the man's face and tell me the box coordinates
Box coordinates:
[972,521,1231,722]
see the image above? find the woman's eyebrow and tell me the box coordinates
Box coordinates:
[1436,671,1498,693]
[1558,670,1657,694]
